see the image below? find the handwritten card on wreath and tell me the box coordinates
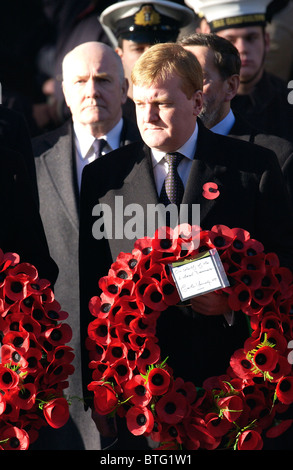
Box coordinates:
[170,249,229,301]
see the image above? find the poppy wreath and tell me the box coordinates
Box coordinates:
[0,249,74,450]
[87,224,293,450]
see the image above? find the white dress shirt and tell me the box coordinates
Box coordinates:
[73,118,123,189]
[151,123,199,195]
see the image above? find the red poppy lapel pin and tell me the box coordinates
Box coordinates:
[202,182,220,200]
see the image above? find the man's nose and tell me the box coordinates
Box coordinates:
[85,78,99,97]
[143,103,157,122]
[235,38,247,54]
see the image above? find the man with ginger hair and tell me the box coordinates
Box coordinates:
[79,42,293,449]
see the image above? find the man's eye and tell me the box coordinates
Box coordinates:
[158,102,171,107]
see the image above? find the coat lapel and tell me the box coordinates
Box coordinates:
[182,122,223,226]
[41,124,79,229]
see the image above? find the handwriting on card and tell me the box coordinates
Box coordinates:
[170,250,229,301]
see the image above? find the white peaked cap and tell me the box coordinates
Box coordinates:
[184,0,272,31]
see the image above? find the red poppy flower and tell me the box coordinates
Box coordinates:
[217,395,243,422]
[0,249,19,270]
[126,406,154,435]
[127,314,157,337]
[142,282,168,311]
[0,394,5,415]
[242,238,264,257]
[109,261,133,281]
[135,337,161,373]
[230,227,251,248]
[209,225,235,250]
[4,275,29,302]
[237,430,263,450]
[252,346,279,373]
[112,357,132,384]
[240,253,266,274]
[156,391,188,424]
[0,426,30,450]
[116,250,142,273]
[173,223,201,255]
[160,278,180,306]
[269,356,292,382]
[276,376,293,405]
[43,300,68,322]
[151,227,182,262]
[273,266,293,296]
[23,347,42,373]
[260,328,288,354]
[230,349,255,380]
[47,345,75,366]
[1,344,28,369]
[266,419,293,438]
[205,412,233,438]
[202,182,220,200]
[115,309,140,332]
[124,375,152,407]
[105,339,128,364]
[43,397,70,429]
[184,417,221,450]
[44,362,75,388]
[85,338,106,369]
[0,364,19,389]
[228,283,252,311]
[134,235,153,252]
[231,269,262,290]
[88,318,111,346]
[12,383,36,410]
[45,323,72,346]
[3,329,30,354]
[172,377,197,405]
[146,367,171,395]
[88,381,119,415]
[98,275,124,299]
[89,295,112,319]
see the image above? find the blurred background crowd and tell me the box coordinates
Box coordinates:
[1,0,292,138]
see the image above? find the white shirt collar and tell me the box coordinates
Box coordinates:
[151,122,199,168]
[73,118,123,158]
[210,109,235,136]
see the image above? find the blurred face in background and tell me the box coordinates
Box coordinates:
[184,44,239,128]
[116,39,153,98]
[217,26,269,91]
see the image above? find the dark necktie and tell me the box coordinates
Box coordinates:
[93,138,107,158]
[159,152,184,207]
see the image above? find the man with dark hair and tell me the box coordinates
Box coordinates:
[186,0,293,142]
[179,32,293,170]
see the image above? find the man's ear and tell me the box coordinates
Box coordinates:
[264,30,270,53]
[61,81,69,106]
[115,47,123,59]
[225,74,240,101]
[192,89,204,116]
[121,78,129,104]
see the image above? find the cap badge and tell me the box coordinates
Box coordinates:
[134,5,161,26]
